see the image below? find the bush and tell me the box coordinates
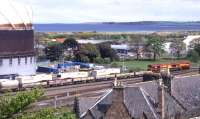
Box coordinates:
[81,56,90,63]
[16,107,76,119]
[104,58,111,64]
[111,63,119,68]
[187,50,200,63]
[129,67,142,72]
[64,56,73,61]
[94,57,104,64]
[0,87,44,119]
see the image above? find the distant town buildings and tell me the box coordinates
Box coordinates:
[183,35,200,51]
[111,44,153,59]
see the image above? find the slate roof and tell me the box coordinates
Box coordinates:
[124,87,159,119]
[79,75,200,119]
[171,76,200,110]
[79,86,184,119]
[134,81,185,118]
[80,90,112,118]
[79,97,100,117]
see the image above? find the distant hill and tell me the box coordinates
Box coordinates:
[101,21,200,24]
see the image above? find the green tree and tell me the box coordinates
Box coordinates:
[187,50,200,63]
[170,39,186,59]
[45,43,64,62]
[110,35,121,40]
[94,57,104,64]
[189,38,200,49]
[0,87,44,119]
[47,34,67,39]
[194,44,200,56]
[74,52,90,63]
[104,58,111,64]
[97,43,118,61]
[63,38,78,50]
[111,62,119,68]
[78,43,100,63]
[146,36,164,60]
[130,35,145,60]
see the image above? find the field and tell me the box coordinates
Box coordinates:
[113,59,199,71]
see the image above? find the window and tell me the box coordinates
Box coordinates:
[33,57,36,63]
[30,57,32,64]
[9,58,12,66]
[25,57,27,64]
[0,59,2,66]
[18,57,21,65]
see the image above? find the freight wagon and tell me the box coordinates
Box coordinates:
[91,68,121,77]
[57,72,89,79]
[147,60,191,73]
[0,70,152,91]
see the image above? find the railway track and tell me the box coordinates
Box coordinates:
[44,68,199,98]
[24,78,143,110]
[0,77,143,97]
[1,69,199,110]
[1,67,199,97]
[44,77,143,98]
[171,67,199,75]
[33,69,200,109]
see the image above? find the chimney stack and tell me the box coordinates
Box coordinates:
[161,72,173,95]
[113,75,124,103]
[157,79,165,119]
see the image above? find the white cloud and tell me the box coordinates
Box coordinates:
[13,0,200,23]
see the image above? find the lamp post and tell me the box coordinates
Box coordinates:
[199,64,200,74]
[122,55,125,73]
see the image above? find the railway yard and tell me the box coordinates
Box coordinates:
[0,1,200,118]
[1,68,198,112]
[0,63,200,117]
[31,73,200,111]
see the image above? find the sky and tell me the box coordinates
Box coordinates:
[14,0,200,23]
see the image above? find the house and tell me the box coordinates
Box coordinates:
[111,44,130,54]
[183,35,200,51]
[75,75,200,119]
[111,44,153,59]
[77,39,111,44]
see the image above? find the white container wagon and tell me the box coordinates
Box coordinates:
[0,79,19,90]
[16,74,53,88]
[57,72,89,79]
[91,68,121,77]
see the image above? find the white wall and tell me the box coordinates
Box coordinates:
[0,56,36,76]
[183,35,200,51]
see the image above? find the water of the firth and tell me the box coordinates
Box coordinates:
[34,22,200,32]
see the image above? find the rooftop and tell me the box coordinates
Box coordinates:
[77,75,200,119]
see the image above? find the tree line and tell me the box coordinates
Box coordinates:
[44,36,200,63]
[45,38,119,64]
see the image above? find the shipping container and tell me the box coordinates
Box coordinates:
[37,67,58,74]
[58,72,89,79]
[91,68,120,77]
